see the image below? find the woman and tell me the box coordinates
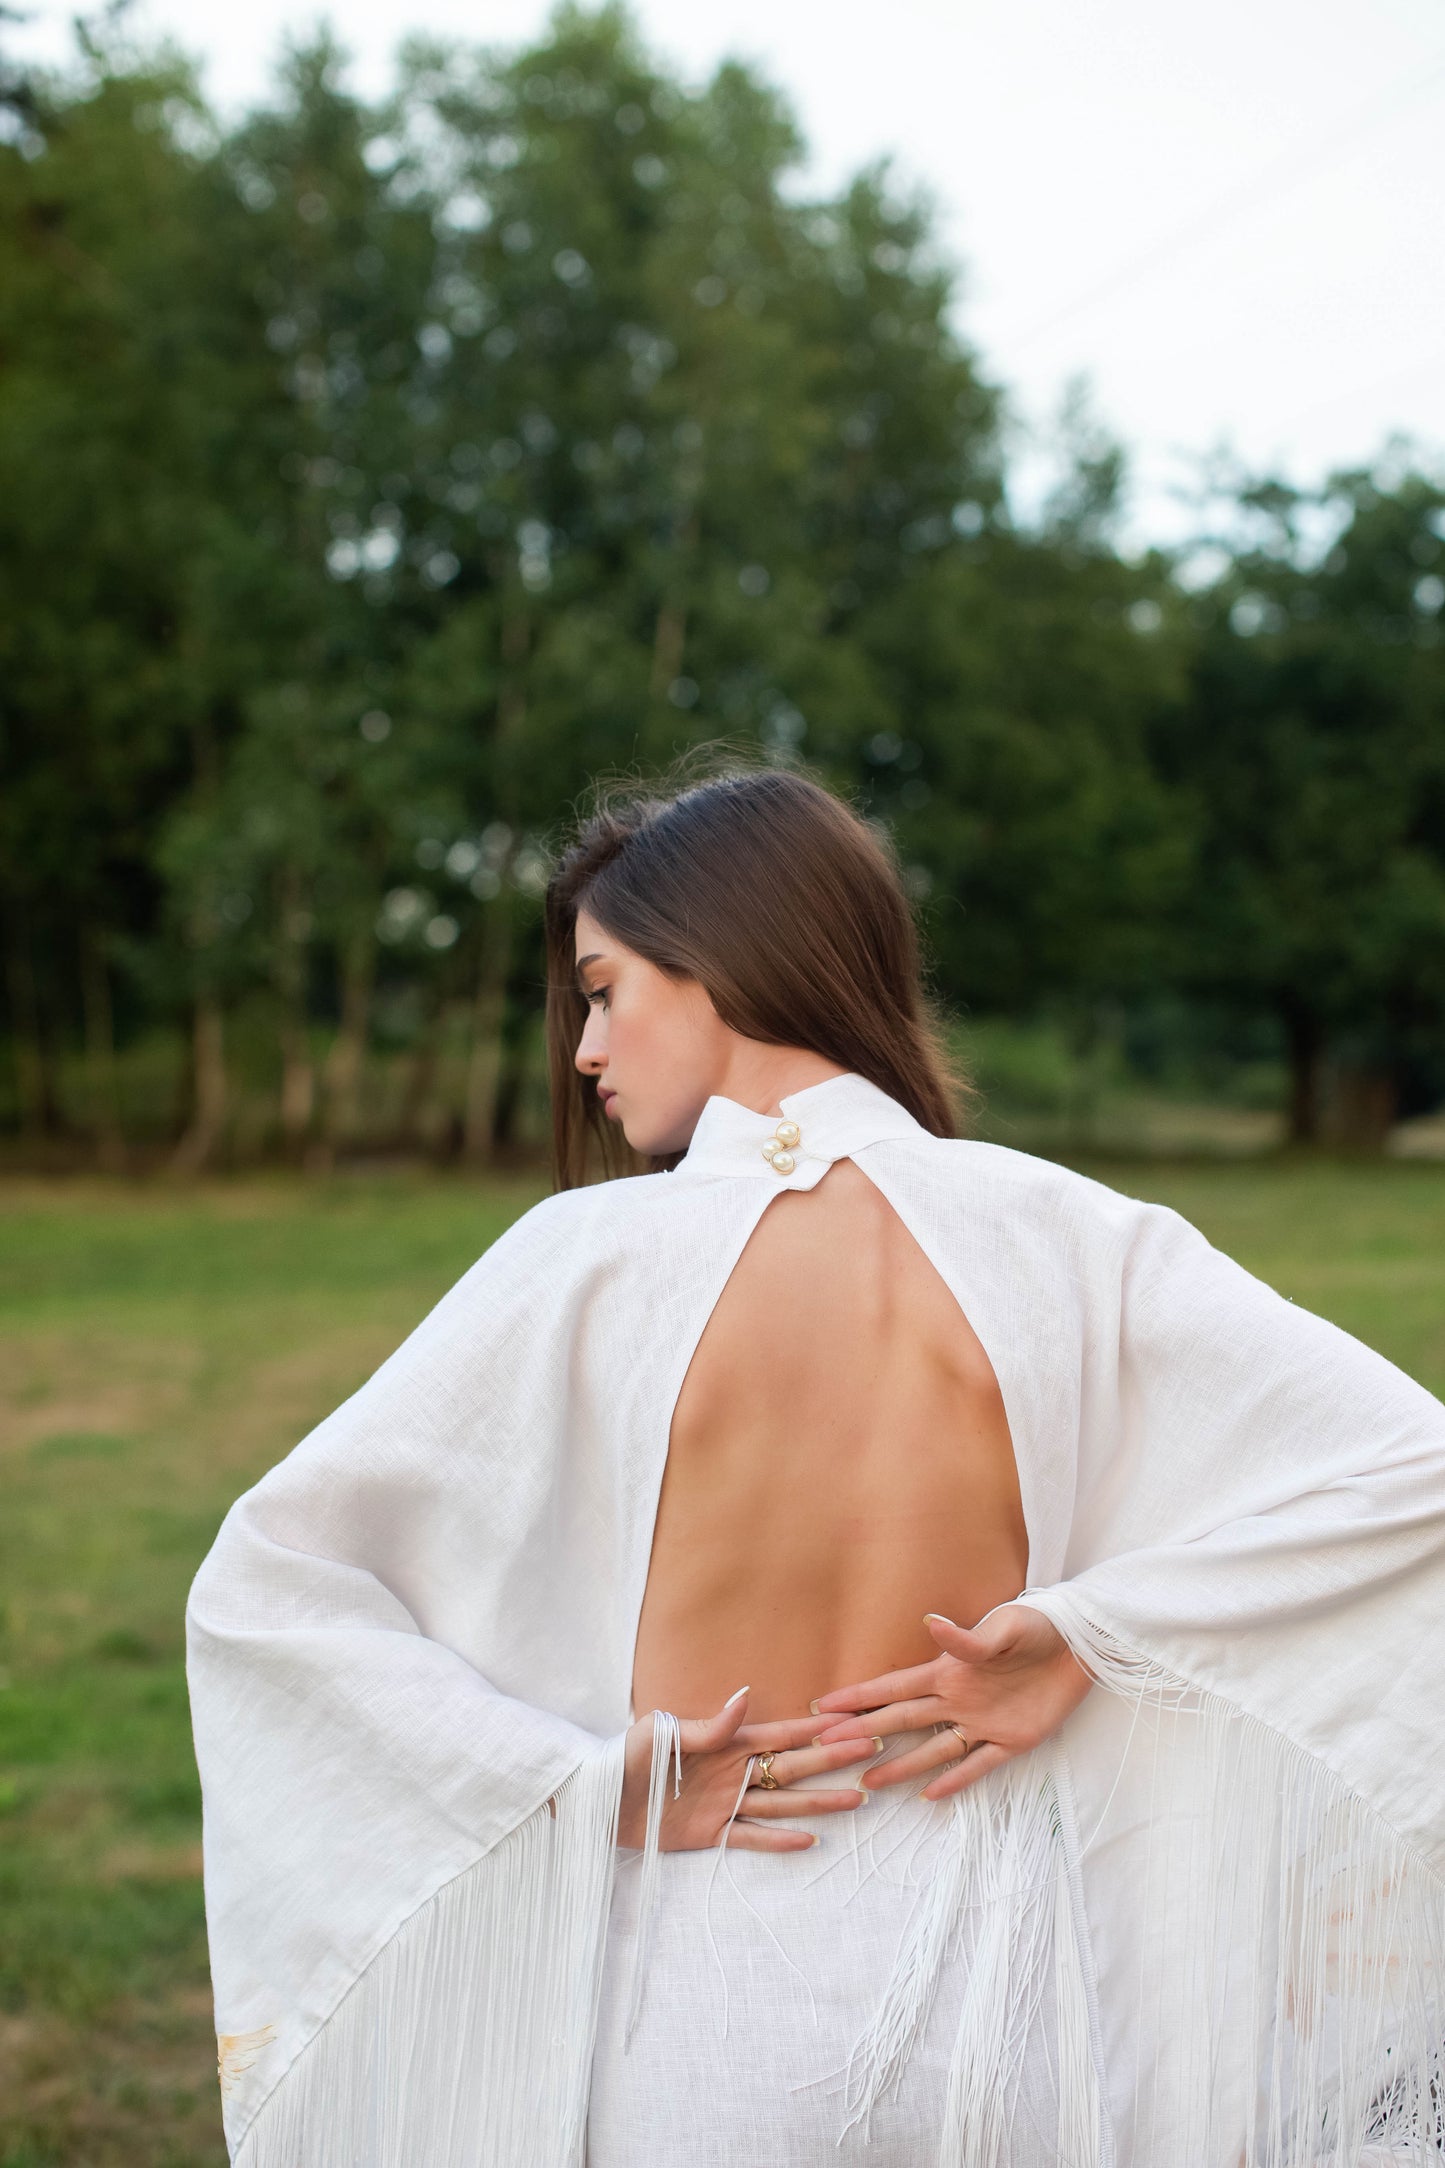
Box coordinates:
[188,767,1445,2168]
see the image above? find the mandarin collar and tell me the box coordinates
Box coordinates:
[672,1069,927,1189]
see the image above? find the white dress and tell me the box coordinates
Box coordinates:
[590,1732,1057,2168]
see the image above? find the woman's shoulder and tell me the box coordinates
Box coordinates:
[468,1167,692,1273]
[902,1132,1158,1232]
[380,1174,671,1362]
[508,1167,685,1233]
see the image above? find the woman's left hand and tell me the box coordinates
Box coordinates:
[811,1605,1093,1801]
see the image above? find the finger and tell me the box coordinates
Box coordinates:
[924,1612,998,1661]
[860,1732,971,1791]
[921,1739,1010,1801]
[677,1686,753,1758]
[770,1738,879,1785]
[813,1697,943,1743]
[725,1822,818,1853]
[925,1605,1040,1665]
[812,1662,937,1714]
[741,1786,865,1819]
[733,1714,832,1754]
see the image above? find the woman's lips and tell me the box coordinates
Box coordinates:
[599,1089,618,1116]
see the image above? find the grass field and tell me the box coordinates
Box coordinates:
[3,1158,1444,2166]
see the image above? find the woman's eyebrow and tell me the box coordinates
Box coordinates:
[574,951,603,985]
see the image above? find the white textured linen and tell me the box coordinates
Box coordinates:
[588,1730,1083,2167]
[185,1069,1445,2165]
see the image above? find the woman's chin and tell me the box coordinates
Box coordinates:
[618,1113,676,1157]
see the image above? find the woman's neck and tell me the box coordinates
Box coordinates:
[706,1048,850,1120]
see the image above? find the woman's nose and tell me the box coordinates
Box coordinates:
[574,1019,604,1074]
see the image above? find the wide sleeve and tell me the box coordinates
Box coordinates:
[1020,1199,1445,1854]
[1016,1199,1445,2166]
[186,1190,629,2167]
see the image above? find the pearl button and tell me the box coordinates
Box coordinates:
[760,1140,780,1162]
[773,1120,801,1148]
[770,1151,796,1175]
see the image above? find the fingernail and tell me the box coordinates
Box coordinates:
[871,1736,884,1753]
[809,1699,820,1715]
[805,1834,819,1847]
[855,1784,871,1797]
[924,1612,951,1626]
[725,1686,750,1706]
[811,1736,823,1748]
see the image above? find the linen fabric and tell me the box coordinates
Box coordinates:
[185,1069,1445,2165]
[587,1728,1078,2168]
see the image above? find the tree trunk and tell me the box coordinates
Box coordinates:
[321,925,375,1157]
[396,1001,448,1153]
[173,713,227,1172]
[1331,1064,1398,1152]
[79,925,126,1171]
[172,993,227,1172]
[279,1016,315,1155]
[276,869,315,1159]
[3,902,55,1144]
[463,891,516,1163]
[490,980,531,1158]
[461,599,532,1162]
[1283,1004,1323,1145]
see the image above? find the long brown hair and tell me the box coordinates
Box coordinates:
[542,757,969,1189]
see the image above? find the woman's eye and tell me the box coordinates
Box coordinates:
[587,987,610,1009]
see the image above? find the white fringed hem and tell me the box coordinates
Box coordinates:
[231,1733,626,2168]
[1017,1592,1445,2166]
[839,1751,1103,2167]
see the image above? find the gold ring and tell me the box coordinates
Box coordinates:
[756,1752,780,1790]
[947,1725,969,1753]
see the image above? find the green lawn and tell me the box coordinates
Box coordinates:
[2,1157,1443,2164]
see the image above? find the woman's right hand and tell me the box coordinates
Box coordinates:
[617,1689,878,1853]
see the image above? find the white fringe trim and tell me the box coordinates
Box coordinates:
[1018,1594,1445,2166]
[232,1733,626,2168]
[624,1709,682,2046]
[224,1632,1445,2168]
[840,1753,1102,2166]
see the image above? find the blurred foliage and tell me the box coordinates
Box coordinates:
[1160,468,1445,1142]
[1,4,1443,1165]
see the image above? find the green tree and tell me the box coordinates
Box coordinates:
[1164,461,1445,1143]
[13,3,1383,1169]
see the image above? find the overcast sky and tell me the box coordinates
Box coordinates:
[12,0,1445,546]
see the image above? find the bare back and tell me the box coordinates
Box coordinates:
[631,1159,1028,1722]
